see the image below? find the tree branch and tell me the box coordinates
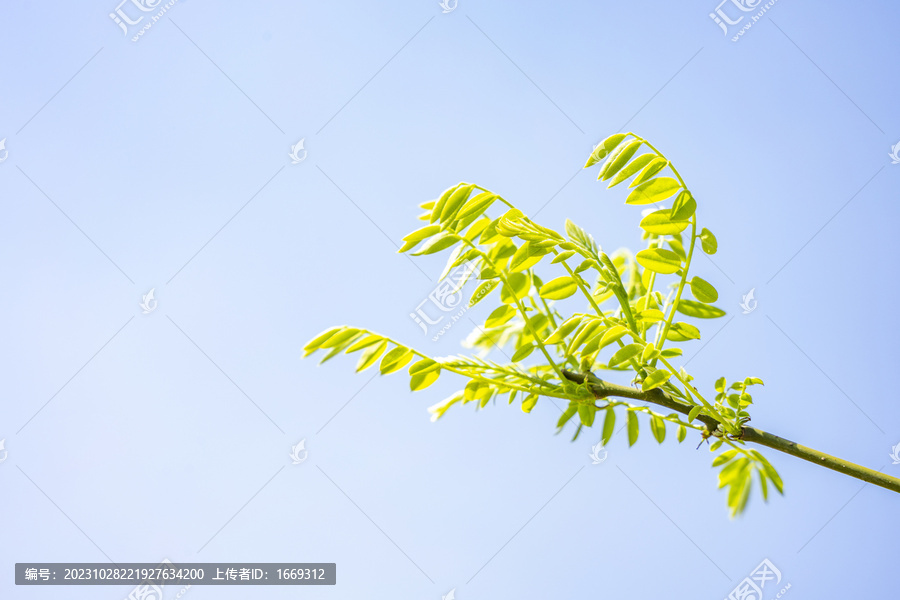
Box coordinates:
[561,369,900,494]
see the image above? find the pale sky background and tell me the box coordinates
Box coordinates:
[1,0,899,598]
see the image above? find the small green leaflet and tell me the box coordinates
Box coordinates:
[700,228,718,254]
[642,369,672,391]
[640,209,690,235]
[690,276,719,303]
[676,299,726,319]
[584,133,626,167]
[627,410,639,446]
[539,276,578,300]
[636,248,682,274]
[626,177,681,205]
[609,343,642,366]
[670,191,696,221]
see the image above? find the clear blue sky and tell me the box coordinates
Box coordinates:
[1,0,898,598]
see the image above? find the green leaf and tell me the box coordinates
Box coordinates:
[509,242,546,272]
[398,224,442,253]
[412,232,458,256]
[598,325,628,348]
[635,248,682,274]
[687,405,703,422]
[410,369,440,391]
[565,219,598,255]
[380,346,414,374]
[430,185,459,223]
[345,334,384,353]
[676,299,726,319]
[599,140,642,181]
[551,250,576,263]
[428,391,464,421]
[500,272,530,304]
[690,276,719,303]
[577,403,596,427]
[585,133,626,167]
[677,425,687,443]
[640,342,658,362]
[469,281,497,307]
[666,322,701,342]
[699,228,718,255]
[409,358,439,376]
[539,276,578,300]
[625,177,681,205]
[627,410,639,446]
[650,416,666,443]
[546,316,583,344]
[522,393,538,413]
[303,327,343,355]
[357,340,388,372]
[511,344,536,362]
[660,348,683,358]
[457,192,497,220]
[712,450,738,467]
[608,343,642,367]
[607,153,657,187]
[601,409,616,445]
[639,209,691,235]
[557,403,578,429]
[670,191,696,221]
[485,305,516,328]
[440,184,475,222]
[641,369,672,391]
[629,157,668,188]
[718,457,749,487]
[320,328,361,349]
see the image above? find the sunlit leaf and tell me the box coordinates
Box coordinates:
[690,276,719,303]
[676,300,726,319]
[636,248,682,274]
[640,209,691,235]
[585,133,627,167]
[700,228,718,255]
[539,276,578,300]
[626,177,681,205]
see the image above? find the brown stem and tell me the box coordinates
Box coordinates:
[561,369,900,494]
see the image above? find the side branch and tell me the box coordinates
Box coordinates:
[740,427,900,494]
[561,369,900,495]
[561,369,720,431]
